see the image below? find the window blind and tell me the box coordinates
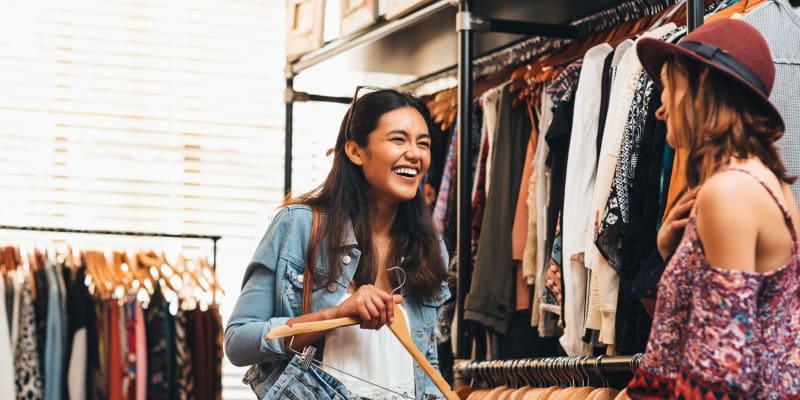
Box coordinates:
[0,1,285,398]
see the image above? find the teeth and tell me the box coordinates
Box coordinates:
[393,167,418,177]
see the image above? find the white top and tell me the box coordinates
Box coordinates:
[322,293,415,400]
[585,23,678,345]
[559,42,614,356]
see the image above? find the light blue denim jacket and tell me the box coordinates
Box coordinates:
[225,205,451,399]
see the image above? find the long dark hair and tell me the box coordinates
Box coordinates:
[664,56,794,187]
[285,89,447,299]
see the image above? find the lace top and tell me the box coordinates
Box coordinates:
[628,169,800,399]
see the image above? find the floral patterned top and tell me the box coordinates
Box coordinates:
[628,169,800,399]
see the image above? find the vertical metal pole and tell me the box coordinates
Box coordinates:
[212,238,218,270]
[455,0,474,360]
[687,0,704,31]
[212,237,218,304]
[284,77,294,197]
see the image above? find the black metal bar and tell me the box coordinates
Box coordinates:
[304,94,352,104]
[285,77,294,196]
[0,225,221,241]
[687,0,704,31]
[213,238,218,269]
[455,354,644,378]
[487,18,580,38]
[0,225,221,270]
[289,0,454,75]
[455,0,474,360]
[0,225,222,269]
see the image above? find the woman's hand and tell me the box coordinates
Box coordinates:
[657,187,698,260]
[335,284,403,330]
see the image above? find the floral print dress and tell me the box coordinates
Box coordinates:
[628,169,800,399]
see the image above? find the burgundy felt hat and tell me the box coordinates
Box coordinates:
[636,18,784,131]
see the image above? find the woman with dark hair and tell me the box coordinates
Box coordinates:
[626,19,800,399]
[225,88,451,399]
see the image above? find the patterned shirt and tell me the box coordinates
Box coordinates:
[629,169,800,399]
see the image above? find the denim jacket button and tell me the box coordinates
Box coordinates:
[297,274,304,284]
[327,283,337,292]
[342,255,352,264]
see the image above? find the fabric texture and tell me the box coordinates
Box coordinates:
[629,168,800,399]
[561,43,614,356]
[263,355,361,400]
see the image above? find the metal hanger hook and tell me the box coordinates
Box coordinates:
[387,256,407,296]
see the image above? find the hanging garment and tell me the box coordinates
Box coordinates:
[530,89,555,334]
[32,268,48,377]
[511,134,536,311]
[66,265,89,400]
[0,277,16,400]
[14,277,44,400]
[560,42,614,356]
[542,61,582,347]
[464,83,532,334]
[174,310,194,400]
[135,305,147,400]
[472,86,504,255]
[145,289,171,400]
[44,262,66,400]
[432,126,458,235]
[629,169,800,399]
[615,86,667,355]
[322,293,415,399]
[585,23,677,346]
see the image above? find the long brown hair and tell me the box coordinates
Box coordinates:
[284,89,447,299]
[663,55,794,187]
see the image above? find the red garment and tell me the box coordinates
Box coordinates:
[629,169,800,399]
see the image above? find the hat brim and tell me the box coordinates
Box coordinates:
[636,37,785,132]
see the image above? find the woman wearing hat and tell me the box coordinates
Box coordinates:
[626,19,800,399]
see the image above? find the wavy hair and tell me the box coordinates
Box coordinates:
[284,89,447,299]
[663,55,794,187]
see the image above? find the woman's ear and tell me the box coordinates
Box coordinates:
[344,140,364,166]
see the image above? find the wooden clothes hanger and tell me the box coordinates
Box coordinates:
[268,302,459,399]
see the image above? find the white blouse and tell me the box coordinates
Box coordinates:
[322,293,415,399]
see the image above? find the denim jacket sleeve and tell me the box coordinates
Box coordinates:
[418,239,452,399]
[224,206,303,366]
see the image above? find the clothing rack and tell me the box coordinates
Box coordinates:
[0,225,221,269]
[454,354,645,387]
[281,0,707,360]
[452,0,706,358]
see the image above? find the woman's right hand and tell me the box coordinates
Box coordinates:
[657,187,698,260]
[334,284,403,330]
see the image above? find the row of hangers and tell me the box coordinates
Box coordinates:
[423,0,683,131]
[425,0,732,131]
[457,355,645,400]
[0,244,223,310]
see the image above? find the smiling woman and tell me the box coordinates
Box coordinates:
[224,88,451,399]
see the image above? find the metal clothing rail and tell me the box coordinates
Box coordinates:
[0,225,221,269]
[454,354,644,387]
